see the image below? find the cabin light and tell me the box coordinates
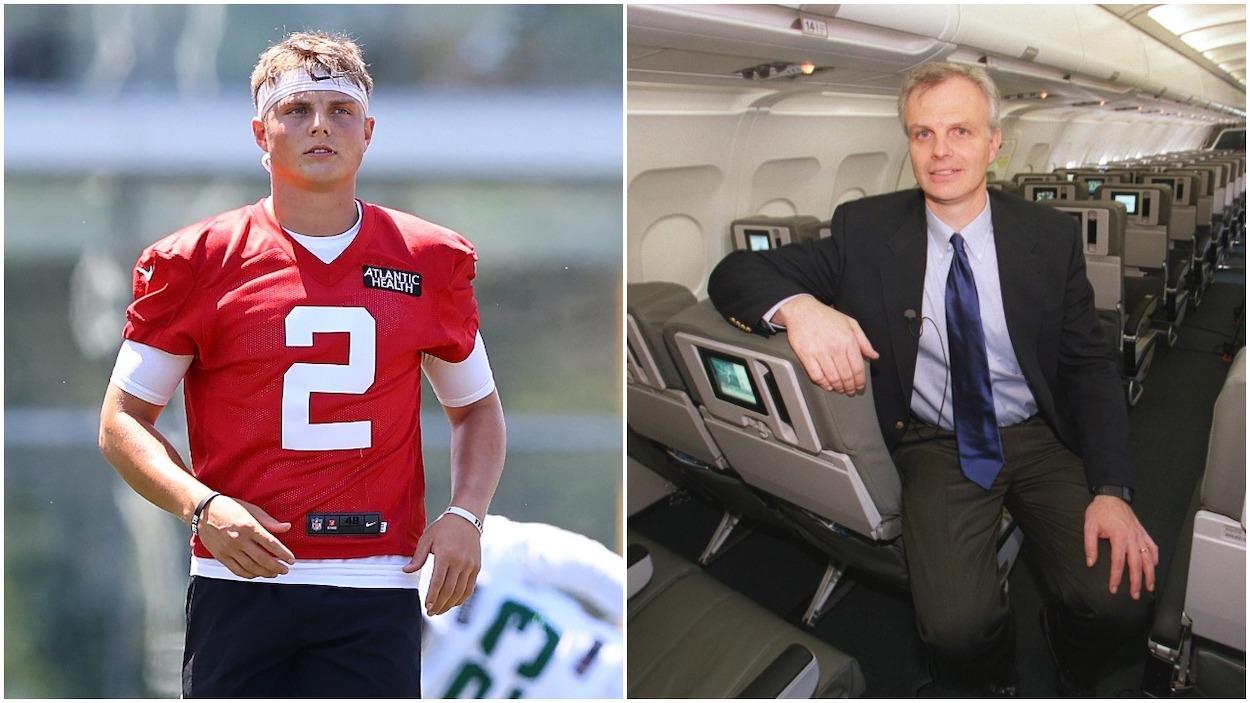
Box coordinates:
[735,61,827,80]
[1006,91,1050,101]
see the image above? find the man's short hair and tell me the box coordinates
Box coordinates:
[250,31,374,112]
[897,62,1002,135]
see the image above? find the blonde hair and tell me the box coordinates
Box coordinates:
[898,62,1001,135]
[250,31,373,110]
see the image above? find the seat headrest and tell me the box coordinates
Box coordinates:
[627,282,697,390]
[1042,200,1127,256]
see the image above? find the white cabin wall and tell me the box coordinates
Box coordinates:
[628,90,912,294]
[1048,118,1121,168]
[628,87,759,294]
[1009,111,1214,170]
[998,115,1064,175]
[987,106,1219,176]
[738,104,907,216]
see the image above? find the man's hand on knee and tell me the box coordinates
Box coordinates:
[1083,496,1159,599]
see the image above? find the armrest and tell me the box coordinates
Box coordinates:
[736,644,820,699]
[1149,484,1201,656]
[1125,293,1157,338]
[1166,250,1191,287]
[627,544,654,599]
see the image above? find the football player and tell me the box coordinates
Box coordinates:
[99,31,506,697]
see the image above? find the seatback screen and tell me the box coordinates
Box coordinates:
[1149,176,1185,203]
[698,348,766,414]
[745,229,772,251]
[1112,191,1138,215]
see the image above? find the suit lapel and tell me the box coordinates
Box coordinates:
[990,193,1045,377]
[882,202,927,402]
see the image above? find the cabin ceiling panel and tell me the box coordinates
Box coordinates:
[1103,3,1246,92]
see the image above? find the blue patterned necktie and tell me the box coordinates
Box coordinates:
[946,233,1005,489]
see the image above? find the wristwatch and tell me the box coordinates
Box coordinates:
[1092,485,1134,504]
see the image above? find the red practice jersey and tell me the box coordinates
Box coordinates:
[124,200,480,560]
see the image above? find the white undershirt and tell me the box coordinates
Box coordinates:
[111,333,495,409]
[111,202,495,587]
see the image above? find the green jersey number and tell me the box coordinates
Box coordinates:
[443,599,561,698]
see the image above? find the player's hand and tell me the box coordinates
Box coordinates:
[775,295,879,394]
[195,496,295,579]
[404,514,482,616]
[1084,495,1158,599]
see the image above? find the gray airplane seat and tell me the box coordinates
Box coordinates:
[627,282,721,466]
[731,216,823,252]
[1042,199,1159,406]
[627,532,868,698]
[1142,348,1246,698]
[1012,172,1060,191]
[1173,164,1223,292]
[1218,154,1247,245]
[1202,155,1247,262]
[663,299,1023,625]
[1143,172,1199,248]
[987,180,1020,195]
[1098,182,1191,343]
[626,282,793,563]
[1143,171,1201,319]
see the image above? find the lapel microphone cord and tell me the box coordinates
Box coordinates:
[904,308,950,442]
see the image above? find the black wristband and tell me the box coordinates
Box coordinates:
[1091,485,1133,505]
[190,492,223,535]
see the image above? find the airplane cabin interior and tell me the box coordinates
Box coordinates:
[625,4,1245,698]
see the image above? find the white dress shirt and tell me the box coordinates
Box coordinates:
[911,201,1038,429]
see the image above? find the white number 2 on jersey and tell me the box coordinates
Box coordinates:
[282,306,376,451]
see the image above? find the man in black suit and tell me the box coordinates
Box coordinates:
[708,62,1156,696]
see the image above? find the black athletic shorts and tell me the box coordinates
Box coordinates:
[181,576,422,698]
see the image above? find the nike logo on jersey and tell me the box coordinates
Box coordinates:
[363,265,422,296]
[136,264,155,282]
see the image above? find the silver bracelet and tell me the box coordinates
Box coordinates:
[442,506,483,534]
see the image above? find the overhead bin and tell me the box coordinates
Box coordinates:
[629,4,955,78]
[629,4,1243,120]
[817,4,1240,108]
[833,4,1087,81]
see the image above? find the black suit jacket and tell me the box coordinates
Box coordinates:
[708,188,1132,489]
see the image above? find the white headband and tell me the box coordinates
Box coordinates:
[255,68,369,120]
